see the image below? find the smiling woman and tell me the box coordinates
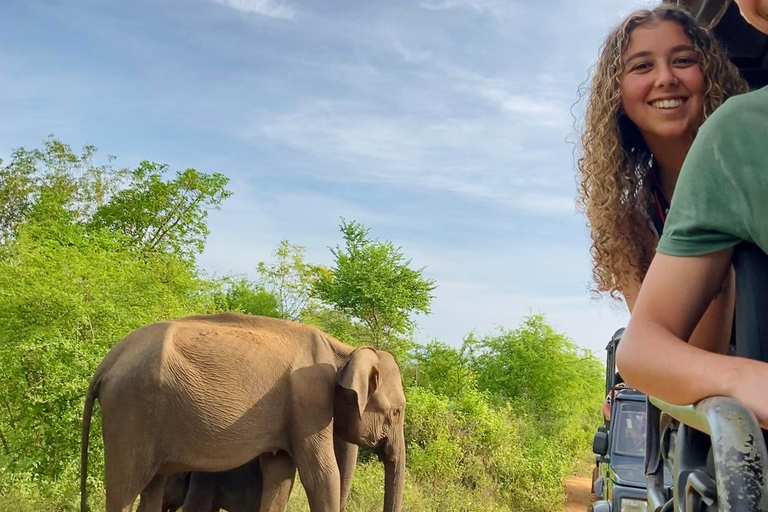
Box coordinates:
[620,21,705,159]
[576,5,748,350]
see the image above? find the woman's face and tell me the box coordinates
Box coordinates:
[619,20,705,145]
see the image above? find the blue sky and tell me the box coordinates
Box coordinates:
[1,0,659,356]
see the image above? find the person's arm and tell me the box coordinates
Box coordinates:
[622,268,734,355]
[602,394,612,420]
[616,250,768,428]
[687,266,735,354]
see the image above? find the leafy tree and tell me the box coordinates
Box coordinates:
[313,220,436,355]
[469,315,604,456]
[301,305,371,348]
[212,275,282,318]
[90,161,231,258]
[0,218,216,478]
[412,341,478,397]
[0,137,230,261]
[0,137,126,246]
[257,241,320,320]
[0,137,232,485]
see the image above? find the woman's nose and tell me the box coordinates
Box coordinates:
[655,64,680,88]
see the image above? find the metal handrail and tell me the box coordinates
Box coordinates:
[648,396,768,512]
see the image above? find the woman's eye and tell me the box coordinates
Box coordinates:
[674,57,697,66]
[630,63,651,72]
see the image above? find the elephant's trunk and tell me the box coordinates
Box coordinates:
[382,428,405,512]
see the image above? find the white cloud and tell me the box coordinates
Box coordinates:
[436,63,570,125]
[477,87,564,119]
[389,37,433,64]
[250,101,572,214]
[419,0,515,19]
[207,0,295,19]
[513,192,575,215]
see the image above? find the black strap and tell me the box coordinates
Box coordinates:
[651,185,669,237]
[733,242,768,363]
[645,397,662,475]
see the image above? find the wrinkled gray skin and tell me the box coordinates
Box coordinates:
[80,313,405,512]
[163,441,357,512]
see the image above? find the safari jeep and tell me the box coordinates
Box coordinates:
[592,389,650,512]
[590,329,669,512]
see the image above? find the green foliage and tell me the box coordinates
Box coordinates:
[313,220,436,358]
[211,275,282,318]
[0,137,230,494]
[257,240,321,320]
[401,317,604,512]
[411,341,478,395]
[301,305,371,348]
[0,137,126,246]
[288,461,521,512]
[404,385,566,512]
[90,161,231,258]
[0,137,231,261]
[469,315,605,458]
[0,218,216,479]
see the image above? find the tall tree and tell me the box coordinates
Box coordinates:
[0,137,233,481]
[90,161,231,258]
[0,137,126,246]
[313,220,436,354]
[0,137,231,260]
[257,240,320,320]
[212,275,282,318]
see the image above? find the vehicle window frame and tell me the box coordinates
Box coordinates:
[610,399,647,458]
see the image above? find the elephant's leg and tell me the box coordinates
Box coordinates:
[333,438,358,511]
[294,430,341,512]
[259,452,296,512]
[104,459,158,512]
[182,473,217,512]
[137,474,166,512]
[104,441,158,512]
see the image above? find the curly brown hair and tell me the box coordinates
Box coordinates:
[576,4,748,299]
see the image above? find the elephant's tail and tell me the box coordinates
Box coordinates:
[80,377,100,512]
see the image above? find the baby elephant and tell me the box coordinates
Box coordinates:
[162,456,280,512]
[162,443,357,512]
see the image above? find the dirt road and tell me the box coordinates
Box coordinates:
[564,475,591,512]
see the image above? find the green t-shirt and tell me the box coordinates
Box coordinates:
[657,86,768,257]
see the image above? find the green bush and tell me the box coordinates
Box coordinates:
[0,219,217,481]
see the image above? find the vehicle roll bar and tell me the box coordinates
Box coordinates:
[647,396,768,512]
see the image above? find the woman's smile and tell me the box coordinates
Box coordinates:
[648,97,687,110]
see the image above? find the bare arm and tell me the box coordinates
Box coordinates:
[688,267,735,354]
[623,267,734,354]
[616,250,768,428]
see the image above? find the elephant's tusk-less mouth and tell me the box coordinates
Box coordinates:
[374,438,388,462]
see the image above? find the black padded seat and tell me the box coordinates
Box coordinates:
[732,242,768,363]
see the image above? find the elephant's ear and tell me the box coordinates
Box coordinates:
[337,347,380,419]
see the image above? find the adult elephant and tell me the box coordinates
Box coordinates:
[79,313,405,512]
